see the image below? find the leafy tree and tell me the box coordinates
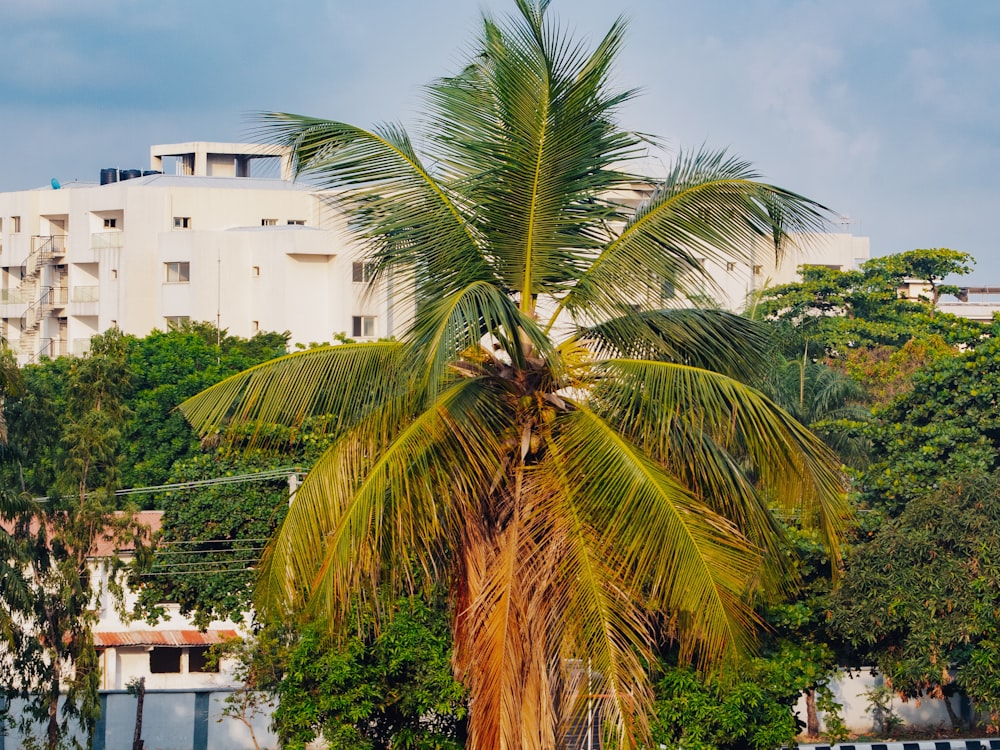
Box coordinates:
[862,248,974,306]
[831,475,1000,730]
[120,323,288,490]
[266,594,467,750]
[756,250,982,361]
[0,330,144,750]
[3,324,288,500]
[134,450,295,627]
[180,2,847,747]
[650,655,817,750]
[860,328,1000,515]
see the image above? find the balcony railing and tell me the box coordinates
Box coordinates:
[71,286,100,303]
[0,289,28,304]
[90,232,124,250]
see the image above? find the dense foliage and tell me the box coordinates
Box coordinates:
[860,329,1000,515]
[832,476,1000,728]
[4,323,288,500]
[269,595,467,750]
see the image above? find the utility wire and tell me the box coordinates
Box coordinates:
[33,468,305,504]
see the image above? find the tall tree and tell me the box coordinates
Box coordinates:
[181,2,848,747]
[1,330,144,749]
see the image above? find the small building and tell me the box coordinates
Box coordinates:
[90,511,244,692]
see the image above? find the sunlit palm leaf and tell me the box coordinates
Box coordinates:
[179,342,404,447]
[405,281,557,397]
[581,307,773,381]
[257,377,510,621]
[594,359,849,568]
[425,6,641,306]
[255,113,495,300]
[556,148,828,325]
[554,405,761,664]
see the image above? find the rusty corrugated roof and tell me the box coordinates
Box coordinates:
[92,629,238,647]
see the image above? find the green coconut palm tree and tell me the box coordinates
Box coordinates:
[180,1,849,747]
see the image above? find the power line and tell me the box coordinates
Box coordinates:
[33,467,305,504]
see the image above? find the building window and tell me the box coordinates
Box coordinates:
[753,265,763,276]
[164,261,190,283]
[261,218,277,226]
[352,315,376,338]
[726,261,737,273]
[352,261,376,283]
[173,216,192,229]
[188,647,219,673]
[150,648,181,673]
[104,218,117,229]
[251,265,260,277]
[251,320,259,333]
[111,269,118,280]
[287,219,305,226]
[11,216,21,233]
[165,316,191,330]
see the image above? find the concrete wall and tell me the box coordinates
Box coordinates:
[798,668,982,737]
[1,689,277,750]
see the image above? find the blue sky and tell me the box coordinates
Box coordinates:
[1,0,998,280]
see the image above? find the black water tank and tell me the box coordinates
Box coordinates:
[100,168,118,185]
[119,169,142,181]
[142,170,161,176]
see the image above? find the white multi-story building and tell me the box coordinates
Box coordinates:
[0,142,396,364]
[701,231,871,312]
[0,143,869,364]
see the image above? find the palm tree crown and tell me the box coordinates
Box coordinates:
[181,1,848,747]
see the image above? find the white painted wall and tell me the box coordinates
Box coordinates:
[2,690,277,750]
[797,668,982,737]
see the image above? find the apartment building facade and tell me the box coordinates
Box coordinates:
[0,142,396,364]
[0,143,869,365]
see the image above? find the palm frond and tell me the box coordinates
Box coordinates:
[556,148,829,325]
[554,405,761,665]
[424,3,642,307]
[533,442,655,748]
[594,359,850,571]
[179,342,404,447]
[405,280,557,398]
[580,307,773,381]
[255,376,510,621]
[255,113,496,299]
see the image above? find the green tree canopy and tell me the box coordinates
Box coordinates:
[860,327,1000,515]
[181,2,848,747]
[755,249,981,361]
[831,475,1000,729]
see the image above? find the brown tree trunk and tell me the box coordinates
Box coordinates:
[132,676,146,750]
[805,687,820,739]
[45,683,59,750]
[47,671,60,750]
